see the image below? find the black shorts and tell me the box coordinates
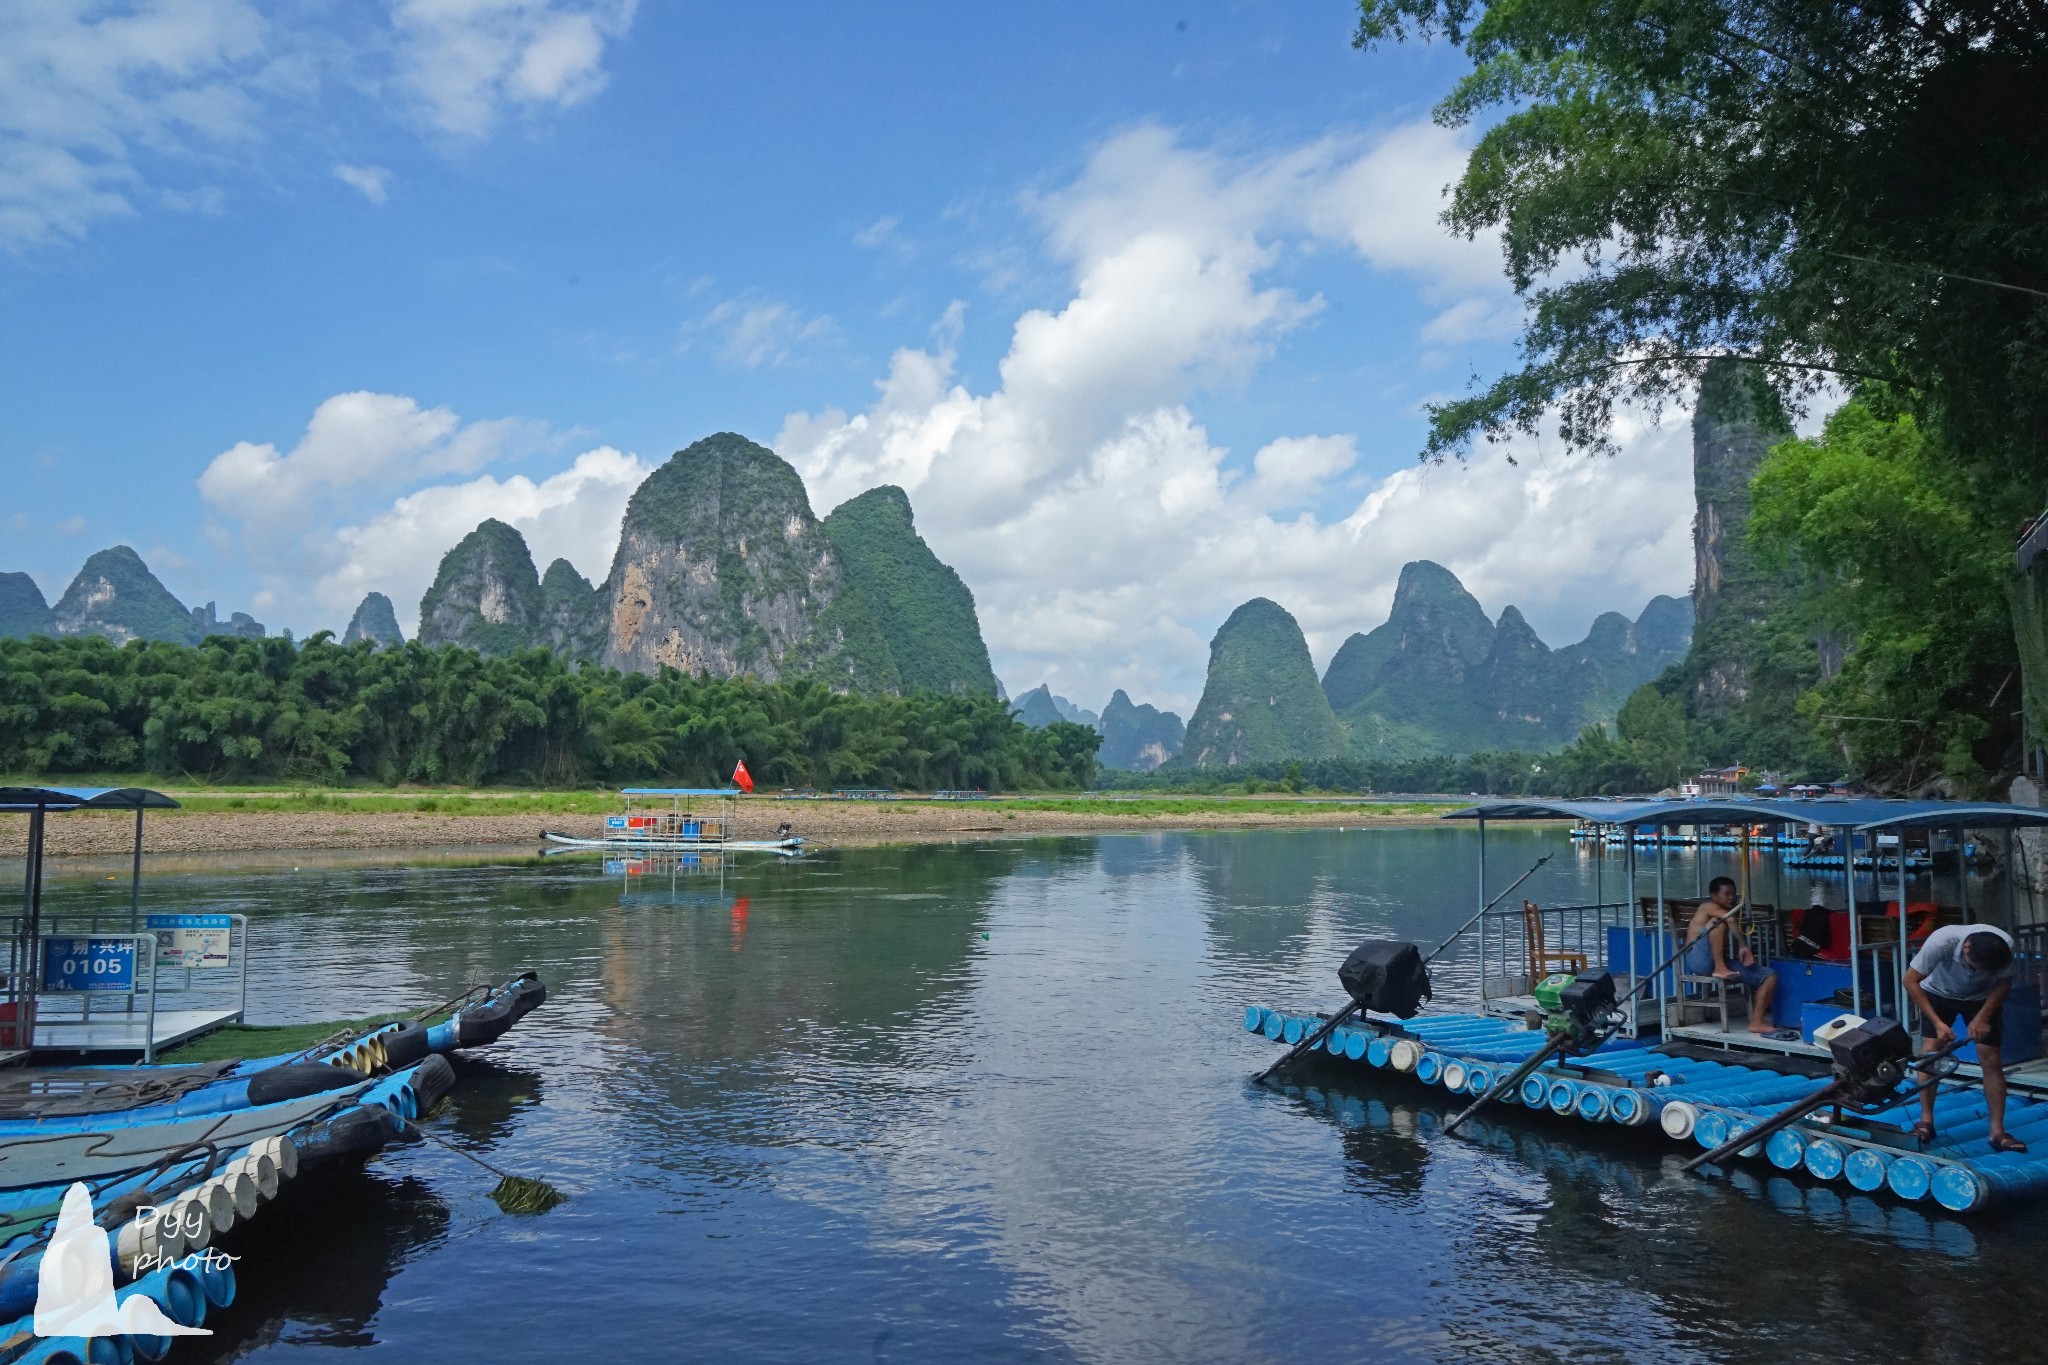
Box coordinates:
[1922,991,2004,1049]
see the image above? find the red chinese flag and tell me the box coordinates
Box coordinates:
[732,759,754,793]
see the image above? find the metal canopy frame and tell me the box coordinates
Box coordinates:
[616,788,741,843]
[5,786,181,1058]
[1453,796,2043,1044]
[1444,795,2048,834]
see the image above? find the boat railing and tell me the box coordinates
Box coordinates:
[2,911,250,1062]
[1475,898,1636,1010]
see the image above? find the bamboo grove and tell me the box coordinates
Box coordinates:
[0,634,1101,791]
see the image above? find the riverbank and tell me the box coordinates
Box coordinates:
[0,794,1448,856]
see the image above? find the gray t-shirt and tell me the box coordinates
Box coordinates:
[1910,924,2017,1000]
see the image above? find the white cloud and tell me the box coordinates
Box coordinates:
[197,390,647,632]
[853,215,900,249]
[199,391,546,537]
[386,0,636,138]
[323,445,650,633]
[779,122,1690,714]
[1304,120,1502,289]
[333,162,392,204]
[0,0,267,245]
[0,1,636,247]
[693,296,837,369]
[1251,434,1357,500]
[160,184,228,215]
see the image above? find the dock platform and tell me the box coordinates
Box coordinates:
[30,1007,242,1056]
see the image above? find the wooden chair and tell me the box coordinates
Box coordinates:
[1523,900,1588,978]
[1677,969,1748,1032]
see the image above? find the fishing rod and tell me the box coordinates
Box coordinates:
[1443,898,1749,1136]
[1683,1022,1970,1174]
[1255,854,1553,1084]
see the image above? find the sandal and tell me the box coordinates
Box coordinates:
[1910,1121,1936,1144]
[1992,1133,2029,1154]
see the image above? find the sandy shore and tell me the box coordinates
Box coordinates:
[0,799,1441,858]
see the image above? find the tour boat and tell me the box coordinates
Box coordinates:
[540,787,804,854]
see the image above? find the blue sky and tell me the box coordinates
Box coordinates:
[2,1,1699,711]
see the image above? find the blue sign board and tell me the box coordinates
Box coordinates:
[606,816,627,830]
[41,937,136,993]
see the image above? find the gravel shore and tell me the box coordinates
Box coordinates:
[1,799,1440,858]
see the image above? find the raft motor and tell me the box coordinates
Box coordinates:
[1684,1016,1963,1173]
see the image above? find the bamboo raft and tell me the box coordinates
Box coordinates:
[1245,1006,2048,1213]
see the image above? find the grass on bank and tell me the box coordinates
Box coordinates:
[0,781,1442,820]
[157,1013,413,1062]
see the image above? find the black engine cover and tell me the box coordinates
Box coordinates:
[1559,971,1617,1023]
[1338,940,1432,1019]
[1828,1016,1912,1080]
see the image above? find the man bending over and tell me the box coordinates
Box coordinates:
[1906,924,2022,1151]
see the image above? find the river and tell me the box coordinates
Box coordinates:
[31,828,2047,1363]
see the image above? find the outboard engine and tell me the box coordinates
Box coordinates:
[1826,1016,1920,1098]
[1338,940,1432,1019]
[1553,970,1618,1049]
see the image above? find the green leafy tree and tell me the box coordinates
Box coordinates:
[1351,1,2048,489]
[1750,400,2022,790]
[0,636,1099,792]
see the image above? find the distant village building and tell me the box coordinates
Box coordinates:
[1694,766,1748,796]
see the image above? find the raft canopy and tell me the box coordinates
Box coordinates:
[0,786,180,812]
[619,788,743,797]
[1443,796,2048,832]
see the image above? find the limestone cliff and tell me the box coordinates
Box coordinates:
[417,519,546,656]
[1097,690,1184,770]
[52,546,203,644]
[537,559,607,663]
[342,592,405,648]
[1687,361,1798,711]
[0,573,54,639]
[821,485,997,694]
[1181,599,1345,765]
[600,433,893,688]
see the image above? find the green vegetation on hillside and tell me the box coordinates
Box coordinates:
[1750,399,2022,789]
[0,634,1098,791]
[416,519,545,657]
[822,485,997,695]
[610,433,898,687]
[1097,689,1183,769]
[1180,598,1345,765]
[342,592,404,648]
[52,546,201,645]
[1352,0,2048,791]
[537,559,606,662]
[0,574,53,640]
[1319,561,1691,760]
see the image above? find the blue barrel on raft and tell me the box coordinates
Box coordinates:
[1802,1137,1847,1181]
[1887,1154,1938,1201]
[1932,1153,2048,1212]
[1243,1001,2048,1214]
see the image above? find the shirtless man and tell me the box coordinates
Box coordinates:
[1683,875,1781,1035]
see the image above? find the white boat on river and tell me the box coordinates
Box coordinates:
[540,787,803,855]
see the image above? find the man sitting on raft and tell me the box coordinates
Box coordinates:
[1906,925,2023,1151]
[1684,876,1783,1036]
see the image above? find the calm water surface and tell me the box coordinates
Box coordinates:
[30,829,2043,1363]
